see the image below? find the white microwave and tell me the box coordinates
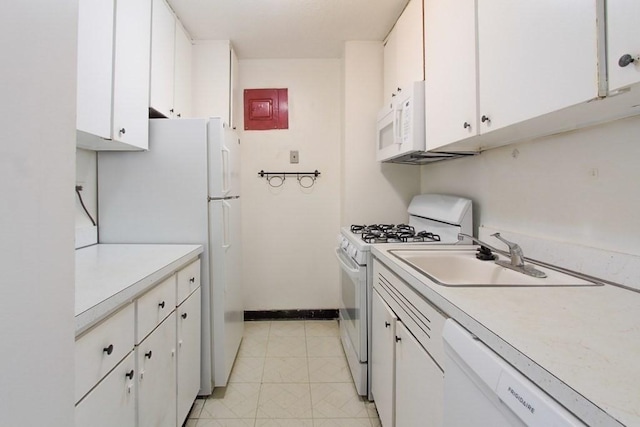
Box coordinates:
[376,80,425,162]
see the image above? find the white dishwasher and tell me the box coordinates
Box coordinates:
[442,320,586,427]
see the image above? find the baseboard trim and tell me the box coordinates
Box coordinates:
[244,309,339,321]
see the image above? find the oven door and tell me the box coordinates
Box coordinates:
[334,247,367,361]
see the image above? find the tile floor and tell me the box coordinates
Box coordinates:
[185,320,382,427]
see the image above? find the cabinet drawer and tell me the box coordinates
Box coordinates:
[177,259,200,305]
[75,303,135,403]
[374,260,448,368]
[75,351,136,427]
[137,274,176,343]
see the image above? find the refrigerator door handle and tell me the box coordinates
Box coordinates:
[221,146,231,196]
[222,200,231,250]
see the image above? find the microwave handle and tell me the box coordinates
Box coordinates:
[394,104,402,144]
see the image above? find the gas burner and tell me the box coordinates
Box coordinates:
[362,232,386,243]
[396,224,415,234]
[351,225,366,233]
[413,231,441,242]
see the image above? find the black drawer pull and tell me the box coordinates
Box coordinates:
[158,301,165,309]
[395,336,402,342]
[145,351,153,359]
[189,277,195,283]
[181,313,188,319]
[125,370,134,380]
[103,344,114,355]
[384,322,390,328]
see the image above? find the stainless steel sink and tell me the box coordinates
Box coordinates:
[389,249,602,287]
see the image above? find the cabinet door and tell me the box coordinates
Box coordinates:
[371,289,397,427]
[112,0,151,149]
[150,0,176,117]
[394,0,424,90]
[477,1,598,133]
[384,26,399,104]
[607,0,640,92]
[75,352,136,427]
[395,322,443,427]
[192,40,231,122]
[137,312,177,427]
[230,47,239,128]
[174,19,192,118]
[76,0,114,140]
[177,287,202,425]
[424,0,477,150]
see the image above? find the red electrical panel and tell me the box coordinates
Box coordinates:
[243,88,289,130]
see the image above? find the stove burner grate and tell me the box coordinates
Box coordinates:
[353,223,441,244]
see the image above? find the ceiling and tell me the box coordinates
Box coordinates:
[167,0,409,59]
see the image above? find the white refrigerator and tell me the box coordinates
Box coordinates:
[97,117,243,395]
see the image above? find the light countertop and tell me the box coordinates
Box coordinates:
[372,244,640,427]
[75,244,203,336]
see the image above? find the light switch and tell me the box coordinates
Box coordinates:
[290,150,299,164]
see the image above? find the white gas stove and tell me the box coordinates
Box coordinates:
[335,194,473,398]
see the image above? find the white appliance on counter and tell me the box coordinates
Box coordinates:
[335,194,473,398]
[97,117,243,395]
[443,319,586,427]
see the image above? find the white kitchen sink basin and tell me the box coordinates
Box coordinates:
[389,249,601,287]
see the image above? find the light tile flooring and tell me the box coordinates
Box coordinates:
[185,320,382,427]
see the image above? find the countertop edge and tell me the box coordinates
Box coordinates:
[75,245,204,337]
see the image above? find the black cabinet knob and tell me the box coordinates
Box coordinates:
[464,122,471,129]
[391,93,396,97]
[145,350,153,359]
[481,115,491,123]
[103,344,114,355]
[158,301,165,309]
[177,113,181,118]
[181,313,188,319]
[384,322,390,328]
[170,108,174,113]
[397,87,402,92]
[125,370,134,380]
[119,128,126,134]
[395,336,402,342]
[619,54,636,68]
[189,277,195,283]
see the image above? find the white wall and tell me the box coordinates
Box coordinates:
[342,41,420,226]
[420,115,640,269]
[238,59,342,310]
[0,2,77,425]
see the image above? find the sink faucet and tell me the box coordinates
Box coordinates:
[490,233,524,267]
[458,232,547,278]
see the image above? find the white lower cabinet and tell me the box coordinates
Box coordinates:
[177,287,202,424]
[395,322,443,427]
[372,259,446,427]
[372,289,398,427]
[75,351,136,427]
[137,312,177,427]
[75,258,201,427]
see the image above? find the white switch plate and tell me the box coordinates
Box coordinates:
[290,150,299,164]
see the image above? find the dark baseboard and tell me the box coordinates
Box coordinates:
[244,309,339,321]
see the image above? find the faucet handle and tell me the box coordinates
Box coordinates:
[491,233,518,249]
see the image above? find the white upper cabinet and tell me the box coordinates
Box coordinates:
[150,0,176,118]
[149,0,193,119]
[383,0,424,104]
[174,20,193,119]
[76,0,151,151]
[477,1,598,134]
[423,0,601,152]
[606,0,640,93]
[192,40,236,127]
[424,0,477,151]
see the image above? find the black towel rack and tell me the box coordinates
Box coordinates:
[258,170,321,188]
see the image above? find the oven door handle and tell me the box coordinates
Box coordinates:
[334,248,361,277]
